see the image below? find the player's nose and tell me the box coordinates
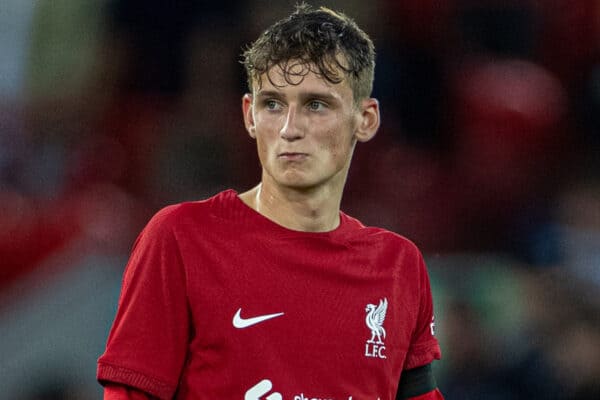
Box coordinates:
[280,105,304,141]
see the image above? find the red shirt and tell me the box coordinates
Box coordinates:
[97,190,441,399]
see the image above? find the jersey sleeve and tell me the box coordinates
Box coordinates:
[406,389,445,400]
[104,383,159,400]
[403,252,441,370]
[97,206,190,400]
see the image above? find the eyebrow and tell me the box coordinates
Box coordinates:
[255,90,342,104]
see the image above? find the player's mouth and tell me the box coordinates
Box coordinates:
[278,152,308,161]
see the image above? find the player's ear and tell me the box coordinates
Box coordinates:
[242,93,256,139]
[354,98,380,143]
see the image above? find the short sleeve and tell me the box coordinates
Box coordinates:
[104,383,159,400]
[403,253,441,370]
[97,206,190,400]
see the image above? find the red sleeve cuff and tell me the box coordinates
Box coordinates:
[97,362,174,400]
[104,383,159,400]
[404,340,442,370]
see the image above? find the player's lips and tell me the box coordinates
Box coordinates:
[278,152,308,161]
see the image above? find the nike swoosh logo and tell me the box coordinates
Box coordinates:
[233,308,284,329]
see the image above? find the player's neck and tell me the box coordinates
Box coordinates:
[239,180,343,232]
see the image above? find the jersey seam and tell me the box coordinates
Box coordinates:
[98,360,175,399]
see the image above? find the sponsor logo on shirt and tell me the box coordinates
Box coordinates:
[294,394,333,400]
[246,380,382,400]
[245,379,282,400]
[295,395,381,400]
[365,298,388,359]
[295,395,382,400]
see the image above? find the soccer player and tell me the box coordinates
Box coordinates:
[97,4,443,399]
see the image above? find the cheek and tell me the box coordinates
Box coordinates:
[324,131,343,155]
[321,124,354,159]
[255,113,284,135]
[255,137,269,161]
[253,119,279,152]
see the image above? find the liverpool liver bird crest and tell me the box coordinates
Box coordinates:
[365,298,388,344]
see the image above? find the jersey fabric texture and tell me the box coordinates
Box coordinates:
[97,190,441,399]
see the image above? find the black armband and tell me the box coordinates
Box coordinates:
[396,363,437,399]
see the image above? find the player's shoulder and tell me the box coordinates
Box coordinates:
[342,213,422,256]
[145,189,236,232]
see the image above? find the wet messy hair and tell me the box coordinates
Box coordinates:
[242,3,375,103]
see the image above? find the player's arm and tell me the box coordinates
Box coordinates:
[396,363,444,400]
[104,383,160,400]
[398,251,444,399]
[97,205,190,399]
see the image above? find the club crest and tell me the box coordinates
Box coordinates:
[364,298,388,359]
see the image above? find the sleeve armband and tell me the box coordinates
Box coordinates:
[396,363,438,399]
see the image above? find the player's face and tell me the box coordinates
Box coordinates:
[242,63,379,192]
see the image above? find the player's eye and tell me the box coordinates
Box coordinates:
[265,100,282,111]
[308,100,326,111]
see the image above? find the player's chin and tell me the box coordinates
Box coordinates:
[279,174,322,191]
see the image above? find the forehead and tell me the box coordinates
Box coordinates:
[254,61,353,99]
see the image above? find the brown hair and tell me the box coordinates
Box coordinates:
[242,3,376,103]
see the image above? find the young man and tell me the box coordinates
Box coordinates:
[98,5,443,400]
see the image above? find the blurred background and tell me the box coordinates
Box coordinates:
[1,0,599,399]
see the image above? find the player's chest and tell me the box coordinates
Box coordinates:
[181,238,418,388]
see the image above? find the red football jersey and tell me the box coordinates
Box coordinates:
[97,190,441,399]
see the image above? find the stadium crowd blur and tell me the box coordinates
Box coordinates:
[1,1,599,399]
